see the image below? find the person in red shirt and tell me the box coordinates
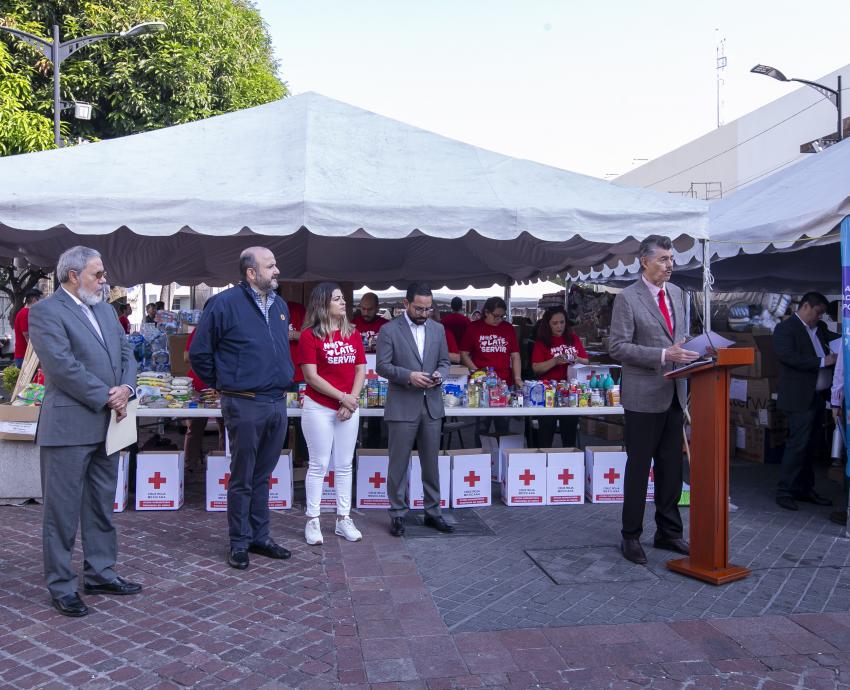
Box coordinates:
[461,296,521,435]
[351,292,388,351]
[14,288,41,367]
[440,296,469,347]
[532,306,589,447]
[117,304,132,334]
[298,282,367,546]
[183,326,224,471]
[286,300,306,386]
[444,324,461,365]
[352,292,388,446]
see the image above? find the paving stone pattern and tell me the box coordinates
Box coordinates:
[2,458,850,687]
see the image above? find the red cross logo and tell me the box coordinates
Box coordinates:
[464,471,480,487]
[219,473,230,490]
[269,475,279,488]
[148,472,166,490]
[324,471,335,488]
[558,468,574,485]
[368,472,386,490]
[519,469,536,486]
[604,468,621,484]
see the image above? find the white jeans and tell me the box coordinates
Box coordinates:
[301,396,360,518]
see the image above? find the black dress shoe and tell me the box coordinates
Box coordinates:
[248,540,291,560]
[423,515,455,533]
[51,593,89,617]
[228,548,250,570]
[84,576,142,596]
[830,510,847,526]
[776,496,799,511]
[390,517,405,537]
[653,536,690,555]
[792,491,832,506]
[621,538,647,565]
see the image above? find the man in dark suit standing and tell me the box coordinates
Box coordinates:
[190,247,295,570]
[376,282,453,537]
[609,235,698,565]
[29,246,140,617]
[774,292,837,511]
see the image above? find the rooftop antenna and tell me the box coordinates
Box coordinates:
[716,30,727,128]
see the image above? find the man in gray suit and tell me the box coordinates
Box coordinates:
[376,282,453,536]
[29,246,140,617]
[609,235,698,565]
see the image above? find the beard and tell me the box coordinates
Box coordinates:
[255,275,278,293]
[78,282,107,306]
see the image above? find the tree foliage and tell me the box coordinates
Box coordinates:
[0,0,286,155]
[0,262,50,327]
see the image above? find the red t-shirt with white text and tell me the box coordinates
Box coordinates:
[287,301,306,383]
[298,328,366,409]
[351,314,388,343]
[531,333,587,381]
[460,320,519,383]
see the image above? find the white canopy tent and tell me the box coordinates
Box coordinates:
[0,92,707,288]
[570,137,849,292]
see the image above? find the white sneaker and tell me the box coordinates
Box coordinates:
[335,516,363,542]
[305,517,323,545]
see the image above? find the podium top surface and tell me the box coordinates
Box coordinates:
[665,347,754,379]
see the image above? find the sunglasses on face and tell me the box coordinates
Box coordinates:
[72,269,107,280]
[411,306,434,315]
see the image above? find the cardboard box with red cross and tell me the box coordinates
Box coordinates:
[320,458,337,511]
[481,433,526,482]
[207,450,294,512]
[356,449,390,509]
[584,446,626,503]
[268,451,294,510]
[501,448,547,506]
[646,460,655,502]
[113,451,130,513]
[408,452,451,510]
[449,449,491,508]
[544,448,585,505]
[206,452,230,511]
[135,451,185,510]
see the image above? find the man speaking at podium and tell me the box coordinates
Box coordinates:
[609,235,699,565]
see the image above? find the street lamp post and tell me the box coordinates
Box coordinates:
[751,64,843,144]
[0,21,166,147]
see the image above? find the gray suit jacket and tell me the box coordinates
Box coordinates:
[28,287,137,447]
[608,278,688,414]
[376,315,450,422]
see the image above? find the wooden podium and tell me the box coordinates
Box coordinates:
[665,347,754,585]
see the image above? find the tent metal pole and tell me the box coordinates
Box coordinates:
[504,284,512,322]
[701,239,712,331]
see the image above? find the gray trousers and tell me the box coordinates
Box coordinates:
[387,401,443,518]
[41,443,119,598]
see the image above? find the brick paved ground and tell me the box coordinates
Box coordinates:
[2,455,850,688]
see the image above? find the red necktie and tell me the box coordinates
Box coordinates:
[657,289,673,335]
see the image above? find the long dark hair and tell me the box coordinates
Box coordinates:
[303,282,353,339]
[537,306,571,348]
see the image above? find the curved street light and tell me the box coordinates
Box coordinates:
[0,21,167,147]
[751,63,843,144]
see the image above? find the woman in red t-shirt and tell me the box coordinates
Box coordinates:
[460,296,521,435]
[298,282,366,546]
[531,306,588,448]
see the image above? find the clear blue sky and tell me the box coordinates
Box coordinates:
[253,0,849,179]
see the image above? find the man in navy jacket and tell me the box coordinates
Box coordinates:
[774,292,838,511]
[190,247,295,569]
